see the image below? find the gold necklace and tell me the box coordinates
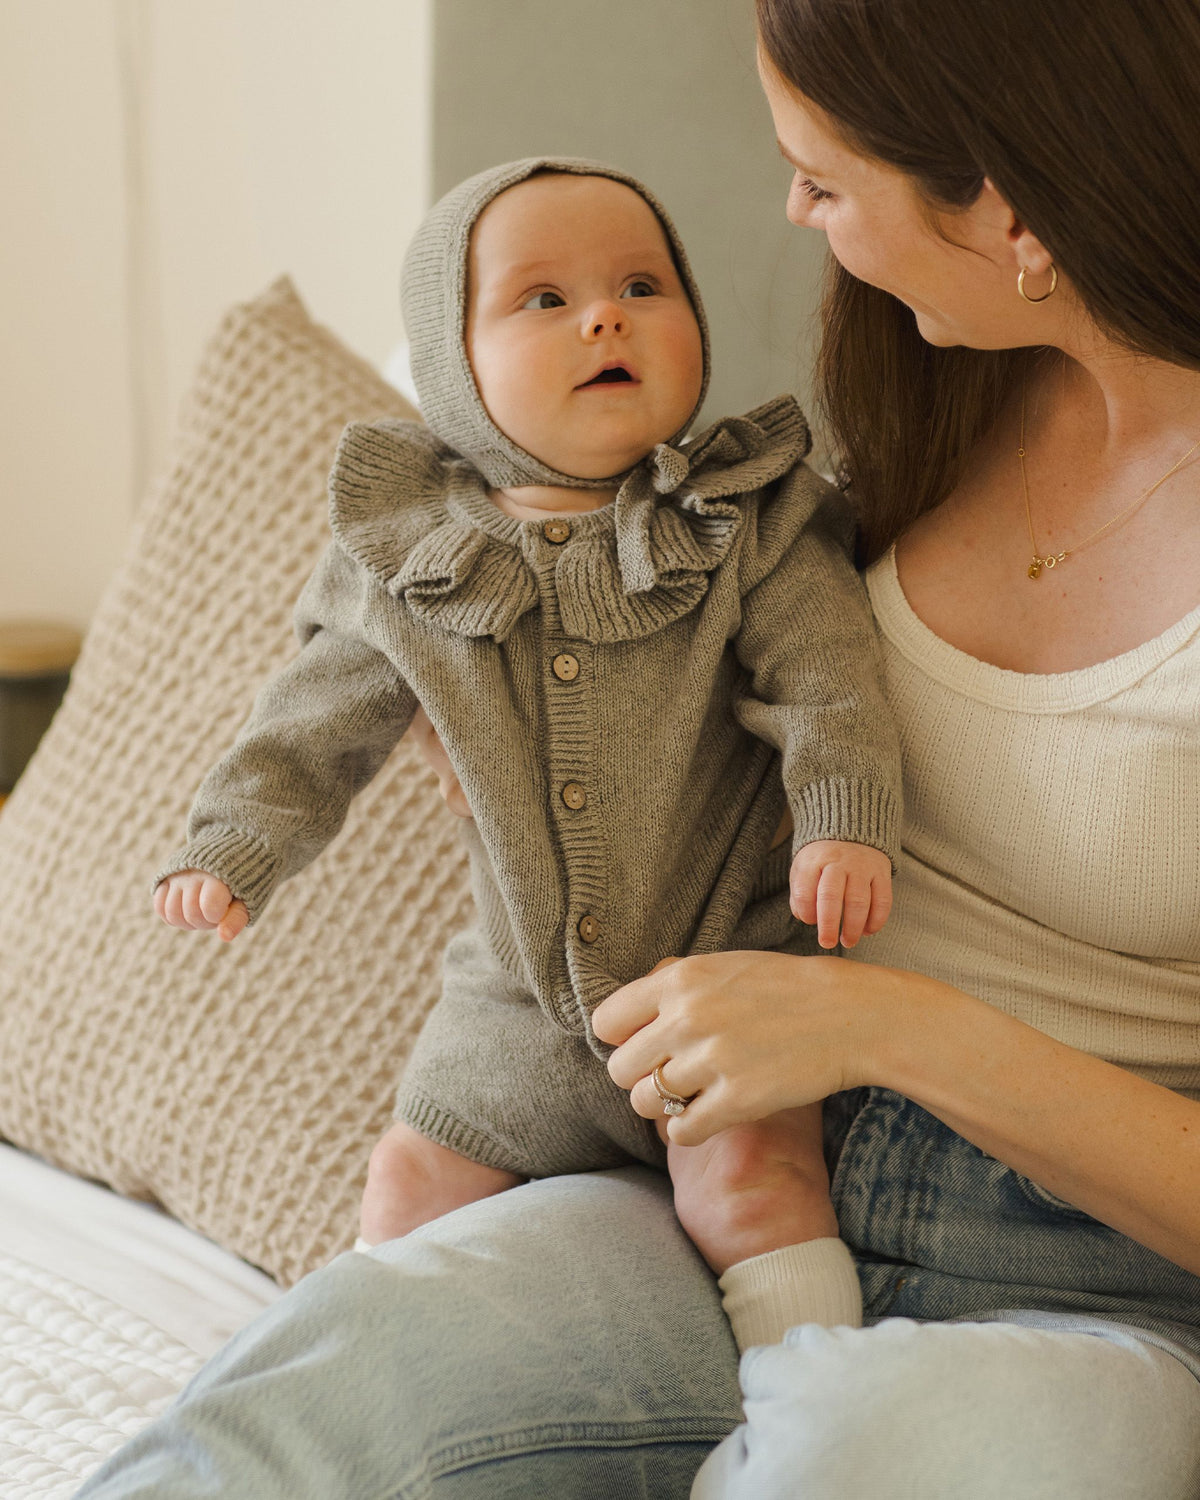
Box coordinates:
[1019,383,1200,579]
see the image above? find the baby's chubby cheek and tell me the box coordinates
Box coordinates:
[463,297,704,478]
[463,321,559,463]
[464,348,626,478]
[661,314,706,431]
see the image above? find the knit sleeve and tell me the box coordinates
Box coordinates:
[732,466,902,866]
[153,541,419,922]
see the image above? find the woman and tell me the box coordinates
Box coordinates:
[77,0,1200,1495]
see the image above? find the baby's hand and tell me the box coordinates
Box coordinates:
[789,840,892,950]
[153,870,249,943]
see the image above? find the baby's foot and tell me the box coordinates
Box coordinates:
[663,1105,837,1276]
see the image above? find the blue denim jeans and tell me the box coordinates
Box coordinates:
[75,1092,1200,1499]
[828,1087,1200,1371]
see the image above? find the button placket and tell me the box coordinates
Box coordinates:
[533,525,607,978]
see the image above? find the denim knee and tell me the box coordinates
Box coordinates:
[78,1178,742,1500]
[692,1317,1200,1500]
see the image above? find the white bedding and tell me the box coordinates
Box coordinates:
[0,1144,282,1498]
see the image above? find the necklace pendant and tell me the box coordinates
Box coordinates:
[1028,557,1043,579]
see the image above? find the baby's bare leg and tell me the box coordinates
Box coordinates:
[359,1120,525,1246]
[662,1103,863,1348]
[660,1102,836,1276]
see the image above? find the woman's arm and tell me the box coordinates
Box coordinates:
[592,953,1200,1277]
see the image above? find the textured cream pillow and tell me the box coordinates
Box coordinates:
[0,278,473,1286]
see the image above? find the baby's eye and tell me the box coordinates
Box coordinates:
[620,279,657,299]
[521,290,565,310]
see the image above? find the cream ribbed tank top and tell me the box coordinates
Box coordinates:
[856,547,1200,1098]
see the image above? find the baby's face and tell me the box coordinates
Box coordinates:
[465,174,705,481]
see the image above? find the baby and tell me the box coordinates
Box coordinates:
[155,157,901,1347]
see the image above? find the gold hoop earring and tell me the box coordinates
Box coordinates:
[1018,264,1058,304]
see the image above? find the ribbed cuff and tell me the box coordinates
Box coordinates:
[718,1237,863,1352]
[392,1092,526,1176]
[152,826,283,926]
[791,778,900,871]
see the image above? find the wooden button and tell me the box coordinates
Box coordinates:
[552,653,580,682]
[561,782,587,810]
[577,914,600,943]
[543,519,572,544]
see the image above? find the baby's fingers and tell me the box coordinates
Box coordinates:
[837,877,874,949]
[154,872,234,932]
[180,878,218,929]
[789,851,821,924]
[217,900,249,943]
[197,877,234,926]
[790,868,818,924]
[814,866,847,950]
[216,905,248,943]
[863,878,894,937]
[157,879,191,929]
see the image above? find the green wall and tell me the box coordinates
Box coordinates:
[432,0,827,443]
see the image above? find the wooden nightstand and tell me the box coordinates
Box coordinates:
[0,621,82,801]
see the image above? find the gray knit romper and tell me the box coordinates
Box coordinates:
[157,158,902,1177]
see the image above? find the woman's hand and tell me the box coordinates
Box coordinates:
[602,950,1200,1278]
[405,705,473,819]
[593,951,909,1145]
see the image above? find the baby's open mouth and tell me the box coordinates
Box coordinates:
[577,362,638,388]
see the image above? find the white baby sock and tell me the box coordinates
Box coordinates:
[717,1236,863,1352]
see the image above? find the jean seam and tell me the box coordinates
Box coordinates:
[1011,1171,1097,1221]
[379,1417,738,1500]
[828,1084,882,1223]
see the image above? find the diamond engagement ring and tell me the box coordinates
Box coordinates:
[652,1063,695,1117]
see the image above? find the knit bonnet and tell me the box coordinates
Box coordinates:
[400,156,711,490]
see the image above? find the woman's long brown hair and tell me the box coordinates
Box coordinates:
[756,0,1200,562]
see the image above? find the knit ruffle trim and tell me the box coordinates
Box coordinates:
[326,394,812,643]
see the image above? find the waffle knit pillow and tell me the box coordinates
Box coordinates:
[0,277,473,1286]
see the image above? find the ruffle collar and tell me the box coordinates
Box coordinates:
[328,394,811,643]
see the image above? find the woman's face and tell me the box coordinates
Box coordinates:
[757,49,1057,351]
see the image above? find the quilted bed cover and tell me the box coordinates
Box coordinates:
[0,1143,281,1497]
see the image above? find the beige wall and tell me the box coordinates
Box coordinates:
[0,0,431,631]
